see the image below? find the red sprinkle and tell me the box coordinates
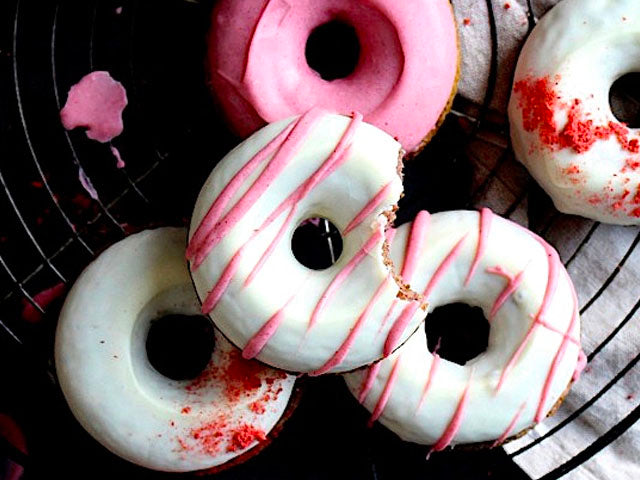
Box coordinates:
[227,424,266,452]
[514,76,640,155]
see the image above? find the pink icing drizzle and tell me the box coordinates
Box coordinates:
[359,362,381,404]
[427,372,473,456]
[367,355,402,427]
[379,210,430,330]
[309,230,383,332]
[202,247,245,314]
[242,287,300,359]
[534,272,580,422]
[384,234,468,356]
[417,352,441,410]
[60,71,127,143]
[486,265,528,320]
[110,145,125,169]
[491,402,527,448]
[309,275,393,376]
[465,208,492,285]
[343,182,394,235]
[573,349,587,382]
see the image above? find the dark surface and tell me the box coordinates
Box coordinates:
[0,0,535,478]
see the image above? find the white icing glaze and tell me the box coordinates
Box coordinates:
[55,228,296,472]
[508,0,640,224]
[343,210,583,449]
[188,111,423,374]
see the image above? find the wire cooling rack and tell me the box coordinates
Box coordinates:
[0,0,638,479]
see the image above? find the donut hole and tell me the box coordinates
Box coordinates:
[305,20,360,81]
[146,314,215,381]
[291,217,343,270]
[425,303,490,366]
[609,72,640,128]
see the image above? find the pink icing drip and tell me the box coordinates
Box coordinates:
[359,363,381,404]
[495,238,561,393]
[417,353,441,410]
[201,247,244,315]
[465,208,493,286]
[343,182,394,236]
[384,234,468,357]
[309,230,383,332]
[367,355,402,427]
[310,276,393,376]
[573,349,587,382]
[21,282,66,323]
[428,373,473,456]
[60,71,128,143]
[535,272,580,422]
[190,108,323,267]
[187,118,297,262]
[491,402,527,448]
[486,265,527,320]
[242,287,299,359]
[110,145,125,169]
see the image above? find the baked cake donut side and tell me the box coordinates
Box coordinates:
[55,228,296,472]
[508,0,640,224]
[343,210,585,451]
[187,111,425,375]
[207,0,459,154]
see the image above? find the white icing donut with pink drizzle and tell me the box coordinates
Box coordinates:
[509,0,640,224]
[207,0,458,153]
[344,209,585,451]
[188,111,424,374]
[55,228,296,472]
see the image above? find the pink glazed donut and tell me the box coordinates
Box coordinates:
[208,0,459,154]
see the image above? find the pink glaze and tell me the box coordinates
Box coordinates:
[310,275,393,376]
[465,208,492,285]
[491,402,526,448]
[110,146,125,169]
[428,373,473,456]
[486,265,527,320]
[60,71,127,143]
[21,283,66,323]
[368,355,402,427]
[309,230,383,331]
[359,362,381,404]
[343,182,394,235]
[384,234,468,357]
[208,0,458,152]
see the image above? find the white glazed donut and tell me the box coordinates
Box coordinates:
[508,0,640,225]
[344,209,586,451]
[187,110,424,374]
[55,228,296,472]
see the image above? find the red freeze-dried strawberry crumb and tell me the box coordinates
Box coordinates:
[227,425,266,452]
[463,18,471,25]
[514,76,640,155]
[181,406,191,414]
[587,195,602,205]
[190,417,228,455]
[504,2,511,9]
[631,208,640,218]
[249,401,266,414]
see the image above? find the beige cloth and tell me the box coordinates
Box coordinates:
[452,1,640,479]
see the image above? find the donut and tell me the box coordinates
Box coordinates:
[55,228,296,472]
[207,0,459,153]
[508,0,640,224]
[187,110,425,374]
[343,209,585,451]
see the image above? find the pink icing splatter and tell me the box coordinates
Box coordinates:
[110,145,125,169]
[60,71,128,143]
[21,283,66,323]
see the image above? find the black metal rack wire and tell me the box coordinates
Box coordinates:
[0,0,638,479]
